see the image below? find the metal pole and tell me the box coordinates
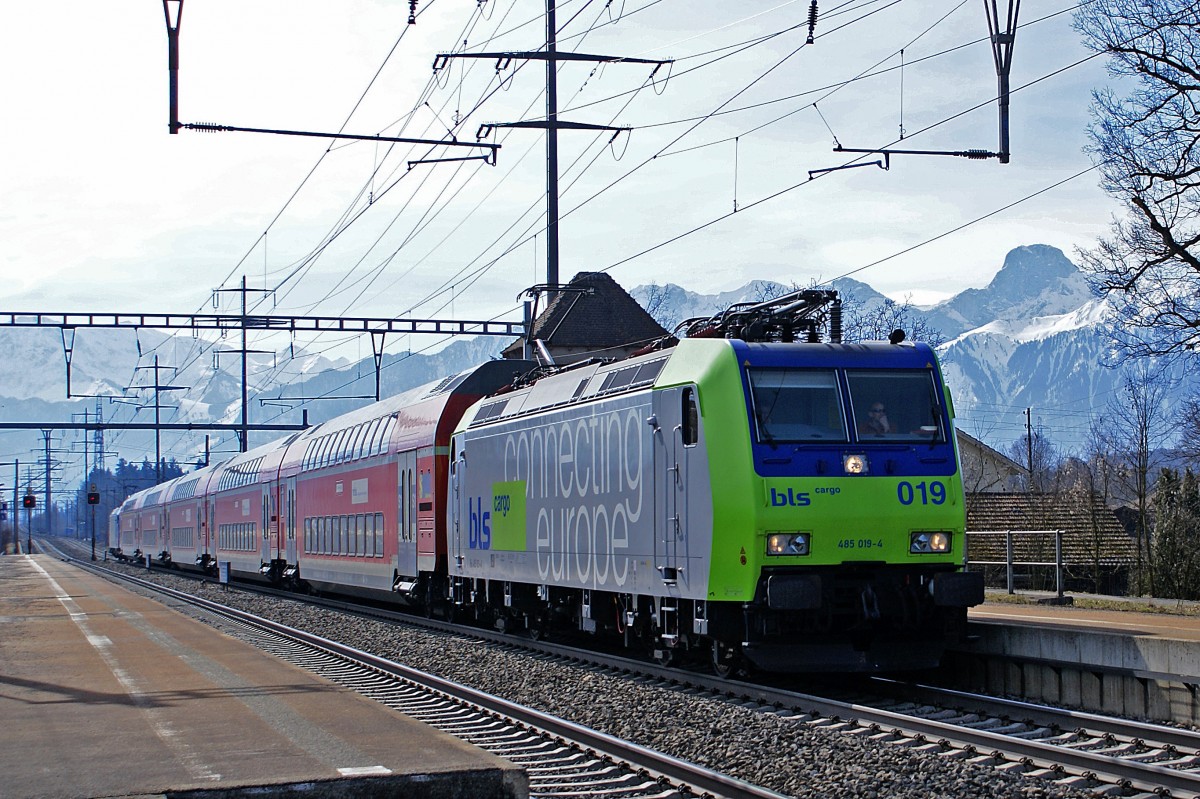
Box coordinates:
[241,276,249,452]
[43,430,52,536]
[155,355,162,483]
[545,0,560,298]
[1005,529,1014,594]
[163,1,183,134]
[1055,529,1064,599]
[12,461,17,554]
[90,501,96,561]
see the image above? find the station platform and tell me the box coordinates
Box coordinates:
[0,553,527,799]
[940,592,1200,723]
[966,593,1200,681]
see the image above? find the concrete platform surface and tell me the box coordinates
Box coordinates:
[0,554,527,799]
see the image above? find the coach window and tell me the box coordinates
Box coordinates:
[332,428,349,464]
[349,423,368,461]
[343,425,361,462]
[682,387,699,446]
[353,421,371,460]
[359,419,379,459]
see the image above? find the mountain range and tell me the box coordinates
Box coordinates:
[0,244,1190,486]
[628,244,1194,455]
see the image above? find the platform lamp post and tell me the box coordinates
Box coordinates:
[87,484,100,561]
[23,487,35,555]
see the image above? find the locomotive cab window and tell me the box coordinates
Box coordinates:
[747,368,847,443]
[847,370,946,443]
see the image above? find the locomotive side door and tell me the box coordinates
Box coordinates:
[448,438,465,575]
[652,386,689,587]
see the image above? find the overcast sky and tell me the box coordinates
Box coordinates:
[2,0,1117,360]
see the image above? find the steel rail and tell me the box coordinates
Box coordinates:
[739,682,1200,797]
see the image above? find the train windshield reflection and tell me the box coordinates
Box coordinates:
[847,370,945,443]
[748,368,848,442]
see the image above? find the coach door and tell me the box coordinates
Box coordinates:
[205,499,217,554]
[396,449,418,576]
[261,486,272,563]
[285,477,297,563]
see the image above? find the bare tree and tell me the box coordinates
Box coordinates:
[1007,426,1061,494]
[1057,452,1121,594]
[1072,0,1200,358]
[1097,363,1175,593]
[840,293,946,348]
[638,283,680,330]
[1176,396,1200,466]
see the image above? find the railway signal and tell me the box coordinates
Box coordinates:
[23,494,36,509]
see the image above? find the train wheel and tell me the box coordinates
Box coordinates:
[527,614,549,641]
[711,640,743,679]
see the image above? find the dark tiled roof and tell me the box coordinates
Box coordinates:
[965,492,1137,566]
[503,272,669,358]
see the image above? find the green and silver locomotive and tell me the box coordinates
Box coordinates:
[448,290,982,673]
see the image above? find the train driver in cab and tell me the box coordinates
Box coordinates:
[859,401,891,436]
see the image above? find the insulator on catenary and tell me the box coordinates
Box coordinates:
[806,1,819,44]
[963,149,992,159]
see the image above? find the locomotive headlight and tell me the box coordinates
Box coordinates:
[843,454,868,475]
[910,531,951,554]
[767,532,811,556]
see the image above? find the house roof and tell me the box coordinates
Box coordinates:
[502,272,669,359]
[957,429,1025,475]
[966,491,1138,566]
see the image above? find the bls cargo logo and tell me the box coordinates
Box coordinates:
[468,496,491,549]
[468,482,525,550]
[769,487,811,507]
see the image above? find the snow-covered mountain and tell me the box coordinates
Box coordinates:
[923,244,1096,338]
[630,245,1196,454]
[2,244,1191,479]
[0,324,505,474]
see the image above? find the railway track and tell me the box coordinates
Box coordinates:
[49,539,1200,797]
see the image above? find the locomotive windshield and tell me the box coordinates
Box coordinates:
[748,368,848,442]
[847,369,946,443]
[746,366,947,445]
